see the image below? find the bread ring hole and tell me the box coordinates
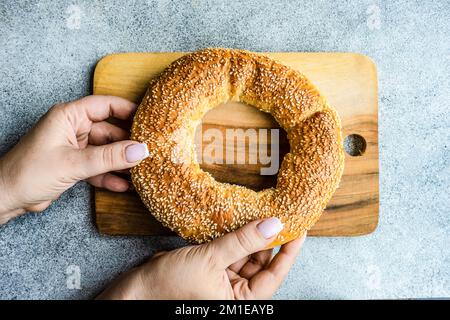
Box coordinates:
[194,101,289,191]
[344,134,367,156]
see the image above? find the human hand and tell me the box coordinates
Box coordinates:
[0,95,149,223]
[98,218,306,300]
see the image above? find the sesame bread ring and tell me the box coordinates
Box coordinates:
[131,48,345,247]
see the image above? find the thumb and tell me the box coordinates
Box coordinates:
[209,218,284,269]
[73,141,149,179]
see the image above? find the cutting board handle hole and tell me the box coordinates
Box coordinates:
[344,134,366,156]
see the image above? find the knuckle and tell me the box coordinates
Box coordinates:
[203,244,220,267]
[41,103,64,123]
[48,103,68,118]
[26,201,51,213]
[234,229,255,254]
[100,145,116,169]
[50,103,64,113]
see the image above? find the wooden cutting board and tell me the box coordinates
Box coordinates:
[93,52,379,237]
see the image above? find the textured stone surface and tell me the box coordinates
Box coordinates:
[0,0,449,299]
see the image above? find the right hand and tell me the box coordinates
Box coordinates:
[98,217,306,300]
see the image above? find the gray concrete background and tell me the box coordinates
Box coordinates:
[0,0,449,299]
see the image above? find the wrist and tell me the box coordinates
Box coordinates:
[0,159,23,222]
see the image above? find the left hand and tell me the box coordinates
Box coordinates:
[0,95,149,223]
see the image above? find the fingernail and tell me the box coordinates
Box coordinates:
[257,217,284,239]
[125,143,149,163]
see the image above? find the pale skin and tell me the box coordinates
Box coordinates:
[0,95,306,300]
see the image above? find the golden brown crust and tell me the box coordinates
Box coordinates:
[131,48,345,247]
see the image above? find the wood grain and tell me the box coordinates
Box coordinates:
[93,52,379,237]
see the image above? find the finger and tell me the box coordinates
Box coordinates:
[228,257,250,274]
[86,173,129,192]
[72,141,149,179]
[228,249,272,276]
[88,121,130,145]
[239,249,273,279]
[249,232,307,299]
[208,217,284,269]
[71,95,137,122]
[267,233,306,278]
[226,268,241,283]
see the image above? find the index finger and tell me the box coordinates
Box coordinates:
[72,95,137,122]
[249,232,306,299]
